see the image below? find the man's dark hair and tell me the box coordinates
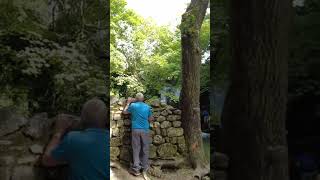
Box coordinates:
[81,98,108,128]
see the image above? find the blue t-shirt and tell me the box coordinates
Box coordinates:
[128,102,152,131]
[52,128,109,180]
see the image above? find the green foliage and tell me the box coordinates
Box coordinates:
[111,0,210,99]
[0,0,107,115]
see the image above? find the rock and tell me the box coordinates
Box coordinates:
[178,143,187,154]
[148,166,162,178]
[167,115,180,121]
[23,113,53,139]
[149,144,157,159]
[160,102,167,107]
[161,129,167,137]
[119,146,131,162]
[155,127,161,135]
[165,137,170,143]
[0,140,12,145]
[153,112,160,117]
[160,110,168,116]
[172,121,181,127]
[0,156,15,166]
[165,105,175,110]
[113,113,122,121]
[112,128,119,137]
[177,136,186,144]
[123,136,131,145]
[173,109,182,115]
[0,108,28,137]
[9,146,24,151]
[124,119,131,126]
[118,127,125,137]
[160,121,171,129]
[156,116,166,122]
[29,144,44,155]
[110,121,117,128]
[117,98,126,106]
[117,119,124,127]
[110,137,122,147]
[150,99,161,108]
[110,95,119,105]
[17,155,38,165]
[153,135,165,145]
[213,152,229,169]
[11,166,35,180]
[0,167,10,180]
[110,147,120,160]
[170,137,177,144]
[167,127,184,137]
[150,130,155,137]
[157,143,177,158]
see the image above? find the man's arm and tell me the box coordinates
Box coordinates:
[42,115,73,167]
[122,97,136,114]
[42,132,65,167]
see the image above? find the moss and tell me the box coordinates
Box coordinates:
[180,7,200,36]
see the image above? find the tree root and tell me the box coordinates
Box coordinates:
[150,157,186,169]
[192,164,210,179]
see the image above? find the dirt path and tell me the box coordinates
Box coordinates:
[110,162,196,180]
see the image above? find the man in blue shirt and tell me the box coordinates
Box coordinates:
[123,93,154,178]
[42,98,109,180]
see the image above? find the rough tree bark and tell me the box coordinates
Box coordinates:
[180,0,209,178]
[221,0,291,180]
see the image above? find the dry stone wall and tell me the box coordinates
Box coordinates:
[0,108,80,180]
[110,98,187,163]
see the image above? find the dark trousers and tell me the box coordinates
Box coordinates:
[131,129,150,172]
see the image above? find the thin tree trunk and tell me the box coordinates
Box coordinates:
[221,0,291,180]
[180,0,209,175]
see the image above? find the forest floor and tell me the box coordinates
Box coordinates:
[110,162,196,180]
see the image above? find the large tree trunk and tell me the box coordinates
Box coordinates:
[221,0,291,180]
[180,0,209,176]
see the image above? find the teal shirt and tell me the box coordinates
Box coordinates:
[51,128,109,180]
[128,102,152,131]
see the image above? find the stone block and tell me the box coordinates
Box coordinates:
[149,144,157,159]
[156,116,166,122]
[119,146,132,162]
[172,121,181,127]
[160,121,171,129]
[167,127,184,137]
[160,110,168,116]
[161,129,167,137]
[110,147,120,159]
[0,108,28,137]
[23,113,54,139]
[173,110,182,115]
[17,155,38,165]
[29,144,44,155]
[153,135,165,145]
[157,143,177,158]
[110,137,122,147]
[117,119,124,127]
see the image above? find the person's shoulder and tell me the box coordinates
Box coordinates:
[142,102,151,108]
